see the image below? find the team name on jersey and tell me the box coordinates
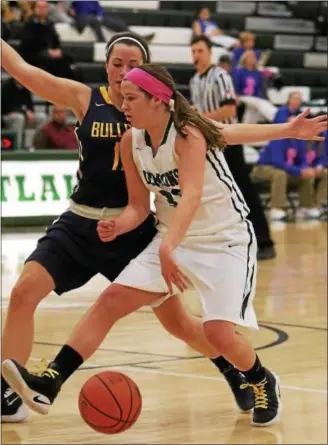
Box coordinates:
[142,169,179,187]
[91,122,130,138]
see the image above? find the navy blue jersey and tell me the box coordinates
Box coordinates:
[71,86,130,208]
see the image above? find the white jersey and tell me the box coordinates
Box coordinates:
[131,122,250,236]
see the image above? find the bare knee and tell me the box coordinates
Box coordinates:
[10,282,42,313]
[9,261,54,312]
[153,297,199,342]
[160,314,195,342]
[93,284,142,322]
[203,320,235,356]
[93,293,123,323]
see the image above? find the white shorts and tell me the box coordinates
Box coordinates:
[114,220,258,329]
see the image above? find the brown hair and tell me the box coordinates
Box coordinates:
[136,64,225,151]
[105,32,151,64]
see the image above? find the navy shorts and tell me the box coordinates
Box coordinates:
[26,210,157,295]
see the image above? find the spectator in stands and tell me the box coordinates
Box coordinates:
[218,54,248,124]
[19,0,76,79]
[233,50,277,124]
[2,77,47,150]
[1,1,21,25]
[251,138,320,220]
[71,1,154,43]
[32,105,78,150]
[218,54,233,73]
[273,91,302,123]
[306,130,328,213]
[232,31,261,66]
[48,1,73,24]
[1,1,34,40]
[192,6,238,50]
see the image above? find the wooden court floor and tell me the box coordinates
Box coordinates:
[1,222,327,444]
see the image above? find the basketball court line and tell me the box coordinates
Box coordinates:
[257,320,328,332]
[60,360,327,395]
[33,341,188,359]
[109,365,328,395]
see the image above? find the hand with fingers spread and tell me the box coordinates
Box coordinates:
[289,108,328,141]
[159,244,191,294]
[97,219,117,242]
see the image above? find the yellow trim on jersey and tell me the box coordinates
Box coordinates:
[99,86,113,104]
[112,142,120,170]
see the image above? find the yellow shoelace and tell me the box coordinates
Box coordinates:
[33,359,59,379]
[240,378,268,409]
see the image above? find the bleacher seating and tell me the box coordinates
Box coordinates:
[2,0,326,155]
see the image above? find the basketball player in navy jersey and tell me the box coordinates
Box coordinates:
[3,65,326,427]
[1,34,253,423]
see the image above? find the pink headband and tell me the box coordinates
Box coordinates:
[124,68,174,105]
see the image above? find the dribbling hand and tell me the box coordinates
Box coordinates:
[97,220,117,242]
[159,244,191,294]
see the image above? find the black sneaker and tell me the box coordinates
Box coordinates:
[1,388,28,423]
[2,359,63,415]
[257,246,276,261]
[241,369,282,426]
[222,367,254,412]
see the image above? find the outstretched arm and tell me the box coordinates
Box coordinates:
[1,39,90,121]
[97,130,151,242]
[219,109,327,145]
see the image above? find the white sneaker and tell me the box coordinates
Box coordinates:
[270,209,287,221]
[1,388,28,423]
[306,208,321,218]
[297,208,321,220]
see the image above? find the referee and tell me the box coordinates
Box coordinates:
[189,35,275,260]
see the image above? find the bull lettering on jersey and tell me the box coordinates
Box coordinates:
[142,169,179,187]
[91,122,130,138]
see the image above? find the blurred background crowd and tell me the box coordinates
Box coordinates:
[1,0,327,224]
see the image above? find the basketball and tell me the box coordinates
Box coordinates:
[78,371,142,434]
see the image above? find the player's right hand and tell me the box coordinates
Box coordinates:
[97,220,117,242]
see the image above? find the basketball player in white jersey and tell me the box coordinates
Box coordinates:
[3,65,327,427]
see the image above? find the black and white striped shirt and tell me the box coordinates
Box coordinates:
[189,65,237,124]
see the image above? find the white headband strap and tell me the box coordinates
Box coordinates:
[106,36,148,61]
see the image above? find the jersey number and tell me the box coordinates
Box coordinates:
[159,188,181,207]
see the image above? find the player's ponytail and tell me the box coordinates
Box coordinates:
[137,64,226,151]
[172,90,225,151]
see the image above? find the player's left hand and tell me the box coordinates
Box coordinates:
[289,108,327,141]
[159,244,191,294]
